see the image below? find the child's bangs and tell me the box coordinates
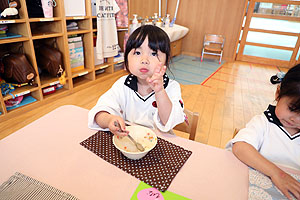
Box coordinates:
[148,33,168,53]
[131,32,147,49]
[148,34,160,52]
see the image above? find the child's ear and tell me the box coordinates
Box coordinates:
[275,85,280,100]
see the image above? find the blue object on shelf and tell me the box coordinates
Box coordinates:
[6,96,37,111]
[0,32,22,39]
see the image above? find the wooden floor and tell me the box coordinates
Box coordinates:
[0,61,286,148]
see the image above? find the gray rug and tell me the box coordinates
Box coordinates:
[168,55,223,85]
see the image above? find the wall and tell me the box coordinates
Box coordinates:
[129,0,247,61]
[129,0,160,19]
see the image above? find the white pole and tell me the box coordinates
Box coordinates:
[170,0,180,26]
[165,0,168,17]
[159,0,161,18]
[174,0,180,19]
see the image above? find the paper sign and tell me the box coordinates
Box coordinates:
[73,17,84,20]
[131,182,190,200]
[15,90,30,97]
[39,18,54,22]
[50,81,59,86]
[0,20,15,24]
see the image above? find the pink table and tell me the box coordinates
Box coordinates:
[0,105,248,200]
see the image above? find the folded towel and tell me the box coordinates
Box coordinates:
[0,172,79,200]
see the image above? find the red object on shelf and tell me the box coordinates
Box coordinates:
[93,36,97,47]
[5,96,23,107]
[42,85,56,96]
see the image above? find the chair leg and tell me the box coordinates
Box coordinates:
[201,50,204,62]
[219,51,223,64]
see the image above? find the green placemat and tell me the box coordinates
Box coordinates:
[131,181,191,200]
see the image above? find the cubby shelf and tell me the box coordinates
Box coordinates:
[29,17,62,22]
[3,85,39,101]
[0,37,29,44]
[0,19,26,24]
[0,0,127,121]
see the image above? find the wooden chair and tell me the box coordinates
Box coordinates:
[173,108,199,141]
[233,128,240,138]
[201,34,225,64]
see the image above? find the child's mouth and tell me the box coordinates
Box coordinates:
[140,68,149,73]
[283,119,294,127]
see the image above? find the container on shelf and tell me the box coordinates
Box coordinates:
[64,0,86,17]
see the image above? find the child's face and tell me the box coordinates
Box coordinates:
[275,96,300,130]
[127,37,166,80]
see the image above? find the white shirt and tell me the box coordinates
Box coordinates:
[96,0,120,59]
[226,105,300,170]
[88,74,185,132]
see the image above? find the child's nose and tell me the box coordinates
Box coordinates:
[290,115,300,123]
[141,56,149,65]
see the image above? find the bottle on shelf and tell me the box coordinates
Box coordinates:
[130,14,139,34]
[165,14,170,28]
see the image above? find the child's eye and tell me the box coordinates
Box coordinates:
[133,51,140,55]
[152,52,158,56]
[288,105,300,113]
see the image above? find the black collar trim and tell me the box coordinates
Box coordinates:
[264,105,300,140]
[124,74,170,101]
[134,91,154,102]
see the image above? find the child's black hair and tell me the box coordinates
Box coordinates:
[124,25,171,72]
[276,63,300,112]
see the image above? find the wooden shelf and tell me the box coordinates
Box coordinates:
[29,17,62,22]
[0,0,127,121]
[32,32,63,40]
[0,36,29,44]
[95,63,110,70]
[3,85,39,101]
[66,16,89,20]
[112,60,124,65]
[67,29,90,35]
[72,74,93,88]
[39,76,62,88]
[95,70,111,79]
[0,19,26,24]
[71,68,93,78]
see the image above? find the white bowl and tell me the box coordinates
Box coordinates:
[113,125,157,160]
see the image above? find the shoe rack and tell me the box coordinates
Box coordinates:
[0,0,126,121]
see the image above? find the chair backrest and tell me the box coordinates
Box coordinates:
[173,108,199,140]
[204,34,225,48]
[233,128,240,138]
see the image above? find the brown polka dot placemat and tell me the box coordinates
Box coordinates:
[80,131,192,192]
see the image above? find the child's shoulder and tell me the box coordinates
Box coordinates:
[166,78,181,89]
[113,75,130,85]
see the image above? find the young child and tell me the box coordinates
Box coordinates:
[88,25,185,136]
[226,64,300,200]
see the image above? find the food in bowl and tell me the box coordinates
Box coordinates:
[113,125,157,160]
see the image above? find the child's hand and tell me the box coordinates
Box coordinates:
[147,63,166,93]
[271,169,300,200]
[108,116,129,137]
